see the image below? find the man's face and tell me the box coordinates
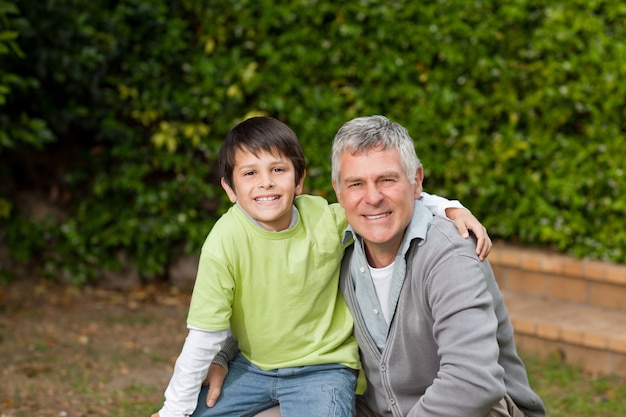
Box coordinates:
[221,147,305,231]
[333,146,422,267]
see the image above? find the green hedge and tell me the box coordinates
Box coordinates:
[1,0,625,284]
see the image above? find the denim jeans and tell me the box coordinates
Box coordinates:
[191,353,357,417]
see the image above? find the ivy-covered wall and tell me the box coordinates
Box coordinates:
[1,0,625,283]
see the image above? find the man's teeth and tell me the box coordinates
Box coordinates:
[366,213,388,220]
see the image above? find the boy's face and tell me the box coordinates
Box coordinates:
[221,147,305,231]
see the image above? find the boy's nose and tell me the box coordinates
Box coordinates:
[259,175,274,189]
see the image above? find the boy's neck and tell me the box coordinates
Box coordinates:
[236,202,299,232]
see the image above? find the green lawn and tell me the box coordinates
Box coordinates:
[522,351,626,416]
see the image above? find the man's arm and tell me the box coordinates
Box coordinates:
[420,191,492,261]
[408,231,506,416]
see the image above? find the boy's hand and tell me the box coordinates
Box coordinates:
[445,208,492,261]
[203,363,227,408]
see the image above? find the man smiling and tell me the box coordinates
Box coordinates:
[331,115,545,417]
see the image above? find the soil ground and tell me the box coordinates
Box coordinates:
[0,279,191,417]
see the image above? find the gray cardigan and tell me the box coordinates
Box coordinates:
[340,211,545,417]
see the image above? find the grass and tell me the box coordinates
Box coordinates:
[77,351,626,416]
[106,351,626,417]
[522,351,626,416]
[112,384,160,417]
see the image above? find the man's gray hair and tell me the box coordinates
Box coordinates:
[331,115,421,186]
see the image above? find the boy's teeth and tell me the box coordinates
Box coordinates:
[256,196,278,202]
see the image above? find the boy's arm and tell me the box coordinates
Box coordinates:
[420,191,492,261]
[153,328,227,417]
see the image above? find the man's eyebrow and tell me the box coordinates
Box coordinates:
[343,171,401,182]
[342,175,363,183]
[378,171,401,178]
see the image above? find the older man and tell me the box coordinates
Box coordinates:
[331,115,545,417]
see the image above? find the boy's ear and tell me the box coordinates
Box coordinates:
[221,178,237,203]
[294,169,307,196]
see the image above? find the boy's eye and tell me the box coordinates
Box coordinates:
[272,167,285,173]
[244,171,255,176]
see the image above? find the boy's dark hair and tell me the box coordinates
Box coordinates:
[219,117,306,189]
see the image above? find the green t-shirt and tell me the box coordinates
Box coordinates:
[187,194,359,371]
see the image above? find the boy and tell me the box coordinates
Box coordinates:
[153,117,490,417]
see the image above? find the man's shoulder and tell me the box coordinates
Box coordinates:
[423,216,479,254]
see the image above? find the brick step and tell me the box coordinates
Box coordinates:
[491,242,626,312]
[503,291,626,377]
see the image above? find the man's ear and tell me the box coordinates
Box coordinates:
[221,178,237,203]
[413,166,424,199]
[294,169,307,196]
[332,180,343,206]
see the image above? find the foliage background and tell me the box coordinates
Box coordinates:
[1,0,625,284]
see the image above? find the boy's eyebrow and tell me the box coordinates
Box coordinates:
[235,158,291,171]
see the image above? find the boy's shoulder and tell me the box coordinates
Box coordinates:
[294,194,344,216]
[295,194,347,231]
[294,194,331,210]
[204,204,249,240]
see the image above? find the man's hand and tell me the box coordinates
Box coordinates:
[203,363,227,408]
[445,208,492,261]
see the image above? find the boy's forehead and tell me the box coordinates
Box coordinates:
[234,146,290,163]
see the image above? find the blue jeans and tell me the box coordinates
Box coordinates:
[191,353,358,417]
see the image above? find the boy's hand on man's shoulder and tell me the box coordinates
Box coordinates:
[445,207,492,261]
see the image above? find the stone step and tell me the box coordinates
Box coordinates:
[489,242,626,377]
[503,291,626,377]
[491,242,626,312]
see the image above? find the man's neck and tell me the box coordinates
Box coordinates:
[364,244,398,268]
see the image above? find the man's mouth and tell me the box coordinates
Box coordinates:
[364,212,390,220]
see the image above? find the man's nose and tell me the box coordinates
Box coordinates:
[364,183,383,204]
